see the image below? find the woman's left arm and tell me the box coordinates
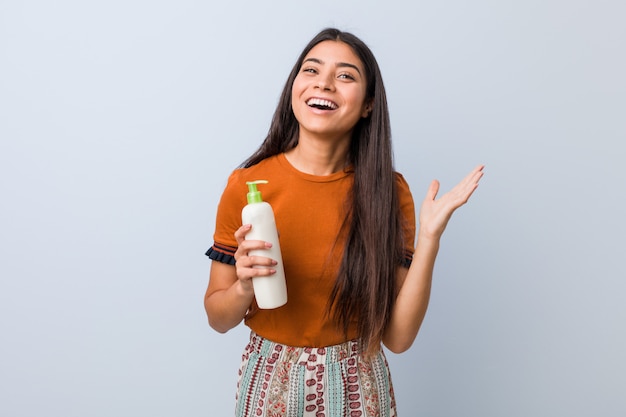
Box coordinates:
[383,165,485,353]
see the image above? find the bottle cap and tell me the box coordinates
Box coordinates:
[246,180,268,204]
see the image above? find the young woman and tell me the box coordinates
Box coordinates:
[204,28,484,416]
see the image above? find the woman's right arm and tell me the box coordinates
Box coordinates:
[204,224,277,333]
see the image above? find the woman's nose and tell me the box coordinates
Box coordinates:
[316,74,334,91]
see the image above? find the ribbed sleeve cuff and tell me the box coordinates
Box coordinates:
[205,243,237,265]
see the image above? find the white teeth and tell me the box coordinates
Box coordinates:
[306,98,338,110]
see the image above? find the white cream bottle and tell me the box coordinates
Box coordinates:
[241,180,287,309]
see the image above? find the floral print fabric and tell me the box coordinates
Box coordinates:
[235,332,397,417]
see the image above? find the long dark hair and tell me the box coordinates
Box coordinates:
[242,28,405,354]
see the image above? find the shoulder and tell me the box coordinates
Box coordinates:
[393,171,413,198]
[211,156,286,249]
[393,171,416,219]
[223,155,284,191]
[232,155,283,179]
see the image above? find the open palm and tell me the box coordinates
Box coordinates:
[419,165,485,239]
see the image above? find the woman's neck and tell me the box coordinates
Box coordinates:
[284,136,350,176]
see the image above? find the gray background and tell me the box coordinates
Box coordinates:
[1,0,625,416]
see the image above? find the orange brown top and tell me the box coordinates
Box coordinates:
[207,153,416,347]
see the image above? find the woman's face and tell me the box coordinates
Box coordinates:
[291,40,371,144]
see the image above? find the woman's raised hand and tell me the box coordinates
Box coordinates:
[418,165,485,240]
[233,224,277,291]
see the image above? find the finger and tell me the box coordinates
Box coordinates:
[238,238,273,253]
[456,167,484,202]
[234,224,252,245]
[466,165,485,192]
[426,179,440,201]
[458,165,484,188]
[236,257,277,280]
[246,255,278,268]
[468,164,485,185]
[246,266,277,278]
[235,267,275,285]
[454,165,484,195]
[234,239,272,263]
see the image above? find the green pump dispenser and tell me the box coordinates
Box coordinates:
[246,180,268,204]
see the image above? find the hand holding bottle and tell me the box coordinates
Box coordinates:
[233,224,278,293]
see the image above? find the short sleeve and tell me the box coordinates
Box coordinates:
[205,169,248,265]
[395,172,416,267]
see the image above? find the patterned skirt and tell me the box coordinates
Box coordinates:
[235,331,397,417]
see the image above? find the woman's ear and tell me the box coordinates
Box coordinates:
[361,100,374,118]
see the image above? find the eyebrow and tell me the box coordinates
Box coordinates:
[303,57,362,75]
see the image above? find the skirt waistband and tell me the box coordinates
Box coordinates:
[246,331,362,366]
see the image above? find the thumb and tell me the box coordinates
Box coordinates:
[426,179,440,201]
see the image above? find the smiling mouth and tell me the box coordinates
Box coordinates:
[306,98,338,110]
